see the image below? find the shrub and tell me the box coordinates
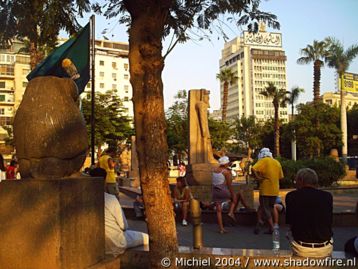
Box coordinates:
[278,157,346,188]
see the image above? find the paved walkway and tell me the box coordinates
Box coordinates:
[128,219,357,251]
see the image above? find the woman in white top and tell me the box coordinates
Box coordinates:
[212,156,237,233]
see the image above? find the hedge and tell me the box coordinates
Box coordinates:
[278,157,346,188]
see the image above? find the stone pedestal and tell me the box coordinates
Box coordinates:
[0,178,104,269]
[186,163,218,185]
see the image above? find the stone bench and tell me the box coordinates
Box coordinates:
[119,245,357,269]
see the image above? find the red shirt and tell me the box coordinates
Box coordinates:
[6,166,16,180]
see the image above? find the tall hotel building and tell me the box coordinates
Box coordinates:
[219,24,288,122]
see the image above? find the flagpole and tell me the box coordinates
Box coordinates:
[90,15,96,166]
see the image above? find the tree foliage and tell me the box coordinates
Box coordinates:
[208,118,232,151]
[293,102,342,159]
[260,82,289,157]
[288,86,304,117]
[0,0,90,68]
[297,40,328,103]
[94,0,280,55]
[166,90,188,160]
[81,90,133,148]
[216,68,237,121]
[233,115,262,155]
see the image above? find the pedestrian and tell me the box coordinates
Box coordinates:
[252,148,283,234]
[98,147,119,199]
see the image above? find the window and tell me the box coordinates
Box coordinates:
[87,83,91,88]
[124,63,129,71]
[124,74,129,80]
[112,62,117,69]
[112,73,117,80]
[0,95,5,101]
[100,83,104,89]
[22,82,28,88]
[99,60,104,66]
[99,72,104,77]
[124,97,129,101]
[112,84,117,90]
[0,82,5,88]
[0,108,4,115]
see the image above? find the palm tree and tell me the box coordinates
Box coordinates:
[260,82,289,157]
[288,86,304,118]
[216,68,237,121]
[325,37,358,159]
[297,40,328,103]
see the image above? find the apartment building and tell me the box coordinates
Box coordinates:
[322,91,358,110]
[83,39,133,118]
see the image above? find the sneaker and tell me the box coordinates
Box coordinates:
[182,219,188,226]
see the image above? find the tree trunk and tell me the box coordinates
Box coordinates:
[274,104,280,157]
[29,41,44,70]
[126,2,178,268]
[313,60,321,103]
[222,81,228,121]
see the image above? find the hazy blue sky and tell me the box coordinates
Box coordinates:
[76,0,358,111]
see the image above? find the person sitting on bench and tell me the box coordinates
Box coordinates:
[286,168,333,258]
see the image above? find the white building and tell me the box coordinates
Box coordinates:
[322,91,358,110]
[0,40,31,159]
[219,24,288,122]
[83,39,133,118]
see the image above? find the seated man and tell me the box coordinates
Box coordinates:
[173,176,192,226]
[286,168,333,258]
[105,192,149,256]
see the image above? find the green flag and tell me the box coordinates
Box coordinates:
[27,22,90,94]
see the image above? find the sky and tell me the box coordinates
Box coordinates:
[74,0,358,112]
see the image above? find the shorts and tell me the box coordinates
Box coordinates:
[259,195,276,219]
[106,183,119,196]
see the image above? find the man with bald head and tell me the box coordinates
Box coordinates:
[286,168,333,257]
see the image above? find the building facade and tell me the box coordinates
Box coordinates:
[322,91,358,110]
[83,39,133,118]
[219,25,288,122]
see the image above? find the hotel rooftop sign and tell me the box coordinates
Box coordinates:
[243,31,282,47]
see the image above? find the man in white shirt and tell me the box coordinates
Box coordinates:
[104,193,149,256]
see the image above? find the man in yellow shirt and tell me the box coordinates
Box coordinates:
[99,147,119,199]
[252,148,283,234]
